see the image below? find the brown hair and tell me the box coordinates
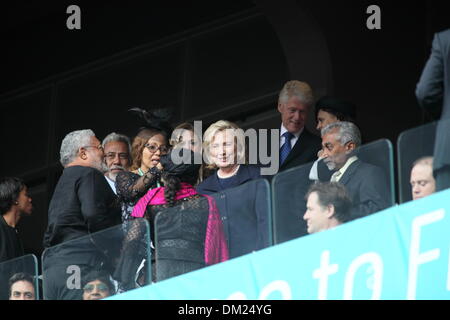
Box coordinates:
[305,182,352,223]
[170,122,196,147]
[130,128,168,171]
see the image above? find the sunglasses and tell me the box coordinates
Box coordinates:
[83,283,110,293]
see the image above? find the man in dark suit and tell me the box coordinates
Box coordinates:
[269,80,321,243]
[309,96,358,182]
[276,80,322,173]
[321,122,390,220]
[416,28,450,192]
[43,129,121,300]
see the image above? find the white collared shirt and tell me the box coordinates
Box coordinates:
[105,175,117,194]
[280,124,303,149]
[331,156,358,182]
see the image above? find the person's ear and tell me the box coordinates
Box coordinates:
[79,148,88,160]
[277,103,284,113]
[346,141,356,152]
[326,204,335,218]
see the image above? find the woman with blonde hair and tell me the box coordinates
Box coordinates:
[196,120,268,259]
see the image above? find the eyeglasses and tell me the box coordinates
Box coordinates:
[83,145,104,151]
[105,152,129,160]
[83,283,110,293]
[144,143,169,154]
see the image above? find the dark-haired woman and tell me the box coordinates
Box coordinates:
[0,177,33,263]
[115,109,172,220]
[169,121,214,184]
[131,148,228,282]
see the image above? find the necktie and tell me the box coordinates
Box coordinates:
[280,132,294,165]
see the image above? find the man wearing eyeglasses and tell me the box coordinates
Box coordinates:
[102,132,134,222]
[43,129,121,300]
[320,121,389,220]
[102,132,132,191]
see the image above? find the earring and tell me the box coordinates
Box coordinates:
[14,201,19,205]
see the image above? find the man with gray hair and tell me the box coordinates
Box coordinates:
[102,132,132,192]
[43,129,121,300]
[320,121,389,220]
[102,132,134,222]
[276,80,322,173]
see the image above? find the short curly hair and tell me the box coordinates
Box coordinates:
[60,129,95,167]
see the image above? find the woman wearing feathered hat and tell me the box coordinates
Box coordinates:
[115,108,173,218]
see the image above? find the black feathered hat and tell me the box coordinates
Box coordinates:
[128,107,173,137]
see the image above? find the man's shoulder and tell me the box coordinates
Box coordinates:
[434,29,450,52]
[351,159,384,175]
[61,166,110,192]
[437,28,450,39]
[301,127,321,140]
[65,165,103,177]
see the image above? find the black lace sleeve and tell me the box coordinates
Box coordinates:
[115,170,160,205]
[112,219,149,291]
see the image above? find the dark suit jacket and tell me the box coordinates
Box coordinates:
[196,165,269,259]
[279,128,322,173]
[416,29,450,172]
[0,215,24,263]
[43,166,122,265]
[339,159,390,220]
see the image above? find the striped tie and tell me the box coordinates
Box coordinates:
[280,132,294,165]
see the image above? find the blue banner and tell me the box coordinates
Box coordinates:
[108,189,450,300]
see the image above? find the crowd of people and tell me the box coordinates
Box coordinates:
[0,69,446,299]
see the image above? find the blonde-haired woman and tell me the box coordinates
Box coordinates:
[196,120,267,259]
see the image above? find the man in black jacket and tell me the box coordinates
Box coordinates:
[416,28,450,192]
[43,129,121,300]
[276,80,322,173]
[268,81,322,243]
